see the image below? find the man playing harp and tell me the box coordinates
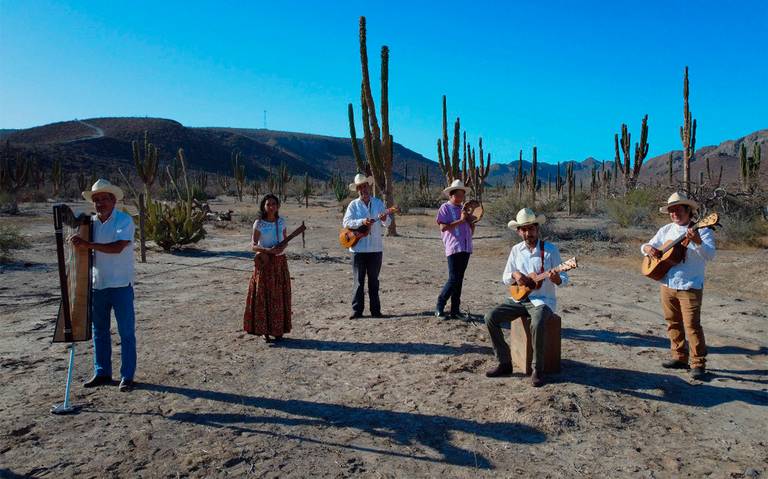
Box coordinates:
[71,179,137,392]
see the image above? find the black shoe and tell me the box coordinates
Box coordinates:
[83,375,113,388]
[661,359,690,370]
[349,312,363,319]
[371,312,385,318]
[434,309,447,318]
[449,311,464,320]
[689,367,707,380]
[531,369,545,387]
[485,363,513,378]
[119,378,134,392]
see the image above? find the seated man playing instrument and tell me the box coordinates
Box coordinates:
[641,192,716,380]
[484,208,569,387]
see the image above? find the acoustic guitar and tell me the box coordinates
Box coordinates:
[339,206,399,248]
[254,222,306,266]
[508,257,578,301]
[641,213,720,280]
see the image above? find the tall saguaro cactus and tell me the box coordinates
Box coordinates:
[680,67,697,193]
[614,115,649,192]
[231,150,246,202]
[530,147,538,202]
[347,16,396,235]
[740,142,762,192]
[132,131,159,204]
[436,95,461,186]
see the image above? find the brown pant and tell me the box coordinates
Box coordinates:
[659,286,707,368]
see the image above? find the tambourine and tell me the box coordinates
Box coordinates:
[463,199,484,224]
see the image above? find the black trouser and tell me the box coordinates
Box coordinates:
[436,252,471,315]
[484,299,553,369]
[352,252,383,315]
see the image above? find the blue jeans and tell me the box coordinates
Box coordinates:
[437,252,471,314]
[91,285,136,380]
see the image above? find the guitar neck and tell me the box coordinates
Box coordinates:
[278,226,305,247]
[660,223,710,253]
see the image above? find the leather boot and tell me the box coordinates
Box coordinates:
[485,363,513,378]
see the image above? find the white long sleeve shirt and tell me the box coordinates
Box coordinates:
[503,240,569,312]
[342,197,392,253]
[641,223,716,290]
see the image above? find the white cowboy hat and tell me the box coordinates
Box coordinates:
[348,173,374,192]
[659,191,699,214]
[507,207,546,229]
[82,178,124,202]
[441,179,468,198]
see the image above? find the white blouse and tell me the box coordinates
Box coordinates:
[252,217,286,253]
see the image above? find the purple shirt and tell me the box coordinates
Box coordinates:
[436,202,473,256]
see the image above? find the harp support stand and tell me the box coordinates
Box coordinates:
[51,343,78,415]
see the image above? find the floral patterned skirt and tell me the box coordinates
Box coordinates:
[243,254,292,336]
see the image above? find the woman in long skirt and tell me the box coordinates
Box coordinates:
[243,194,292,342]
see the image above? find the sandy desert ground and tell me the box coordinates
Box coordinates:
[1,197,766,478]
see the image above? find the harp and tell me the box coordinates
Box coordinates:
[52,204,94,343]
[51,204,93,415]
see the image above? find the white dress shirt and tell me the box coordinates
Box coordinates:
[641,223,716,290]
[91,209,135,290]
[502,240,569,312]
[252,217,287,255]
[342,196,392,253]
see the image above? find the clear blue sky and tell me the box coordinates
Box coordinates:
[1,0,766,165]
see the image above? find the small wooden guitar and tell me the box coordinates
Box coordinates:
[508,257,578,301]
[254,222,306,266]
[641,213,720,280]
[339,206,399,248]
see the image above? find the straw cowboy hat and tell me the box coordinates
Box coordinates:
[442,179,468,198]
[82,178,124,202]
[659,191,699,214]
[348,173,374,192]
[507,208,546,229]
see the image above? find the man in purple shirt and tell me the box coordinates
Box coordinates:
[435,180,476,318]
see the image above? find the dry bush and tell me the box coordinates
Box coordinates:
[605,189,659,227]
[0,224,29,262]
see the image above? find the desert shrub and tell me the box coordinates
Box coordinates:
[0,192,19,215]
[394,187,440,214]
[605,189,657,227]
[719,211,768,247]
[145,200,206,251]
[536,197,562,215]
[0,224,30,262]
[485,194,527,226]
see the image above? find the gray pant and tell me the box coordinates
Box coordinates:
[352,252,383,315]
[484,298,553,369]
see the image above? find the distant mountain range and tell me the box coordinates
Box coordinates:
[2,117,765,188]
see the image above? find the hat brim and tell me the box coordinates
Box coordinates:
[349,176,374,192]
[659,200,698,214]
[507,215,546,229]
[83,186,124,202]
[441,186,468,198]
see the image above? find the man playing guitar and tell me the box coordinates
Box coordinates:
[641,192,716,380]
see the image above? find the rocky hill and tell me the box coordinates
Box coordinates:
[2,117,441,182]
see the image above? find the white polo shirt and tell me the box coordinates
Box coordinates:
[91,209,135,290]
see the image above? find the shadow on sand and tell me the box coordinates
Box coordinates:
[554,359,767,407]
[271,338,493,356]
[131,383,546,469]
[562,327,768,357]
